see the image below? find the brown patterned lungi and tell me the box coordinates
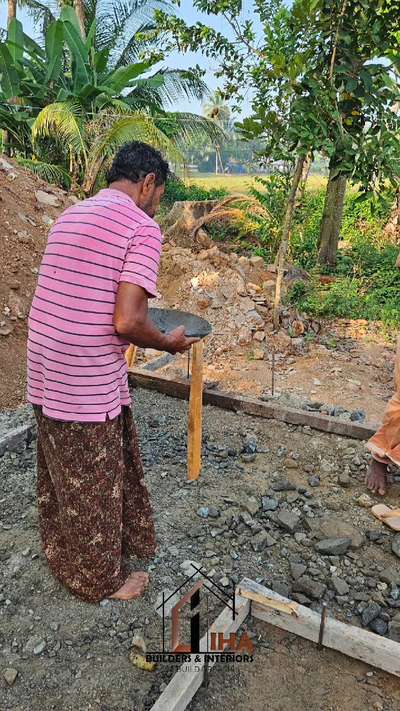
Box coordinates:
[33,405,157,603]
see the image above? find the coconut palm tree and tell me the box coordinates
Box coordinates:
[203,91,231,174]
[0,9,223,189]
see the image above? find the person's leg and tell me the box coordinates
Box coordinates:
[120,406,157,561]
[35,408,147,602]
[366,457,390,496]
[35,406,71,580]
[366,388,400,496]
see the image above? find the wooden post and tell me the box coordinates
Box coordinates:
[125,345,137,369]
[187,340,204,480]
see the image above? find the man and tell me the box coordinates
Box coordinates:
[366,336,400,495]
[366,251,400,496]
[27,141,197,603]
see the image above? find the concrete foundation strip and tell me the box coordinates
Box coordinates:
[128,368,377,440]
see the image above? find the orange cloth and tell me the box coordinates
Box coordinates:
[367,337,400,467]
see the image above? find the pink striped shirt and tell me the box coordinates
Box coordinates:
[27,188,162,422]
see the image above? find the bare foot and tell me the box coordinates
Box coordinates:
[109,571,149,601]
[366,459,388,496]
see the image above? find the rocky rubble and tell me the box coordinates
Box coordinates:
[2,389,400,708]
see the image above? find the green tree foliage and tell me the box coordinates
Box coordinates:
[157,0,400,312]
[0,8,223,190]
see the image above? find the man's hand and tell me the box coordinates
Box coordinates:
[114,283,199,353]
[396,252,400,269]
[164,326,199,354]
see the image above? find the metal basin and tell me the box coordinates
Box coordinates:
[148,308,212,339]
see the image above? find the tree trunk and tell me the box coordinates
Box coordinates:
[299,153,312,201]
[273,156,305,330]
[3,0,17,154]
[7,0,16,24]
[318,168,347,267]
[383,189,400,241]
[74,0,86,38]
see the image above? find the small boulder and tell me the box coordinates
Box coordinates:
[276,510,301,534]
[315,538,352,555]
[293,575,326,600]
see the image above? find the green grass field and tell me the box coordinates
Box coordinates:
[186,172,327,194]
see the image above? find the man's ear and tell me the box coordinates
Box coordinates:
[143,173,156,192]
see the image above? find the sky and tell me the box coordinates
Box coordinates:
[0,1,255,114]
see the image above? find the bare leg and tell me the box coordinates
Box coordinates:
[109,571,150,601]
[366,459,389,496]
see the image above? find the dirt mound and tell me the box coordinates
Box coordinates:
[0,166,313,410]
[0,156,73,409]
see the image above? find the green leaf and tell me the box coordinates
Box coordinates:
[103,61,152,93]
[0,42,21,99]
[45,20,64,83]
[62,20,90,91]
[77,83,104,99]
[7,19,24,65]
[16,157,71,189]
[94,49,109,75]
[22,33,46,60]
[85,20,97,52]
[60,6,82,36]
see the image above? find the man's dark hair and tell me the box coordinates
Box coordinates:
[106,141,170,187]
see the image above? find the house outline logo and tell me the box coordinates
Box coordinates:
[154,562,253,656]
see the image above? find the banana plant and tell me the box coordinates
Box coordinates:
[1,9,224,191]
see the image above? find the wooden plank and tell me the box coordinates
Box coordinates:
[187,340,204,480]
[238,579,299,616]
[150,591,250,711]
[128,369,376,440]
[238,578,400,678]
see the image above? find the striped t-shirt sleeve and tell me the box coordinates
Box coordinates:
[119,222,163,297]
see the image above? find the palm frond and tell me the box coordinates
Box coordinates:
[18,0,58,34]
[91,111,182,163]
[16,157,71,188]
[83,110,182,192]
[32,102,87,165]
[111,20,158,68]
[95,0,169,56]
[140,69,208,105]
[159,112,227,145]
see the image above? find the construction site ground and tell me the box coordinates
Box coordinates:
[2,390,400,710]
[1,158,400,710]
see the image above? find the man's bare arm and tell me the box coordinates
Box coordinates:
[114,282,198,354]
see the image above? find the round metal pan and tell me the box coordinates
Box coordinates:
[148,308,212,338]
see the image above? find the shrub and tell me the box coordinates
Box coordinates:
[162,175,227,207]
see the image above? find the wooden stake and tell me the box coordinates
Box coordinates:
[187,340,204,481]
[271,348,276,396]
[125,344,137,369]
